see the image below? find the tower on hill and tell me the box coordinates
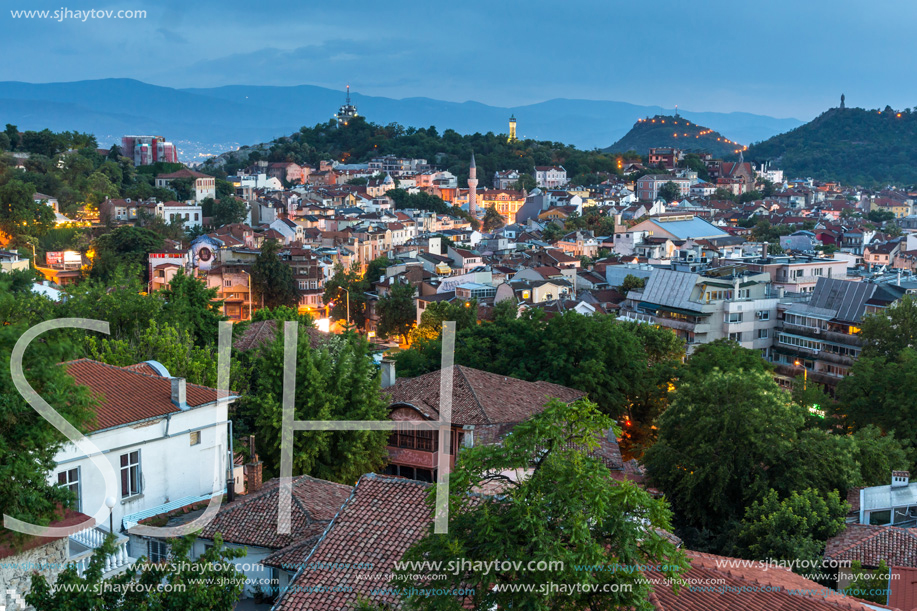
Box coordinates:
[508,115,517,142]
[334,85,359,127]
[468,152,478,217]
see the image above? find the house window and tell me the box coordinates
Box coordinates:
[756,310,770,321]
[224,280,231,287]
[120,450,141,498]
[725,312,742,324]
[190,431,201,446]
[728,332,742,342]
[57,467,81,512]
[757,328,769,339]
[148,539,170,563]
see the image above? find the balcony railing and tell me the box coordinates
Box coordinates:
[69,525,136,577]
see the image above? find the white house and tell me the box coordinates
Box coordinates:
[534,166,568,189]
[49,359,235,572]
[152,201,203,230]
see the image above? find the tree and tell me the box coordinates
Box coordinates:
[323,262,368,329]
[541,222,563,242]
[0,179,55,238]
[406,298,477,346]
[481,204,505,232]
[843,560,891,604]
[211,197,249,228]
[736,488,847,566]
[512,173,536,191]
[247,329,390,483]
[376,281,416,343]
[396,398,688,611]
[85,319,219,387]
[657,181,682,202]
[26,534,246,610]
[90,226,164,283]
[168,177,195,201]
[858,294,917,358]
[619,274,646,292]
[0,317,96,546]
[251,239,298,310]
[643,368,860,553]
[60,269,164,343]
[159,269,226,347]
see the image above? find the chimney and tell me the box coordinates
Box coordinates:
[170,377,187,410]
[762,242,768,259]
[380,358,396,389]
[244,435,263,494]
[892,470,910,488]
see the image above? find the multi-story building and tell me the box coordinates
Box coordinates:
[534,166,567,189]
[368,156,430,175]
[493,170,522,189]
[155,168,216,202]
[648,148,682,170]
[741,254,850,293]
[121,135,178,166]
[619,266,778,355]
[147,200,203,230]
[635,175,691,201]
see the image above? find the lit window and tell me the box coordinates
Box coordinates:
[190,431,201,446]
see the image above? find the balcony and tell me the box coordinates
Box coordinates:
[69,525,137,578]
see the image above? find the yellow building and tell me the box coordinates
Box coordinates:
[508,115,517,142]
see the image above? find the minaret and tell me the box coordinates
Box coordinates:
[508,115,517,142]
[468,152,478,217]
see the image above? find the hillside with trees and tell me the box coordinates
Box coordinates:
[604,115,745,158]
[747,105,917,185]
[204,117,626,188]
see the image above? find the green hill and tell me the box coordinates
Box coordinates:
[746,106,917,185]
[603,114,745,158]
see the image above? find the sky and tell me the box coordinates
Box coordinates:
[3,0,916,120]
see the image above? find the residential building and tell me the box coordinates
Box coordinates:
[493,169,522,189]
[0,249,29,273]
[121,135,178,166]
[619,267,778,355]
[742,255,850,293]
[534,166,567,189]
[629,214,729,241]
[635,175,690,202]
[380,361,583,481]
[648,147,682,170]
[155,168,216,202]
[149,200,203,230]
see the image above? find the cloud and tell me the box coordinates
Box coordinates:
[156,28,188,43]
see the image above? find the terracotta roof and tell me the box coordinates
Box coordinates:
[889,565,917,611]
[651,550,889,611]
[275,474,431,611]
[0,510,91,560]
[64,359,225,432]
[825,524,917,568]
[232,320,331,353]
[383,365,584,425]
[120,362,163,376]
[156,168,210,179]
[200,476,351,550]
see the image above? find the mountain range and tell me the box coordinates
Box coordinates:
[0,79,803,160]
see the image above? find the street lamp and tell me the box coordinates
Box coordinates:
[105,496,116,535]
[794,360,807,390]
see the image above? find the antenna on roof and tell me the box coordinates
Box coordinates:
[346,85,351,106]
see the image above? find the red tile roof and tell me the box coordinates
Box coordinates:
[383,365,584,425]
[64,359,225,432]
[275,474,431,610]
[889,565,917,611]
[651,550,891,611]
[825,524,917,568]
[200,476,351,550]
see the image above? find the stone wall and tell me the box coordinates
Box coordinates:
[0,537,69,608]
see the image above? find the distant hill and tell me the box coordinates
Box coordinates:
[0,79,802,159]
[746,106,917,185]
[604,115,746,158]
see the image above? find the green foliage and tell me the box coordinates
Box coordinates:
[86,319,218,386]
[376,281,416,342]
[0,178,55,237]
[859,295,917,358]
[243,328,389,483]
[167,177,195,201]
[211,197,248,228]
[61,268,164,342]
[843,560,891,604]
[619,274,646,292]
[677,338,770,385]
[657,181,682,202]
[0,283,96,545]
[747,106,917,185]
[405,298,477,347]
[26,533,246,610]
[90,226,164,283]
[158,268,226,347]
[481,203,505,232]
[324,256,392,330]
[736,488,847,565]
[251,239,298,310]
[251,305,313,325]
[851,425,913,486]
[397,398,688,611]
